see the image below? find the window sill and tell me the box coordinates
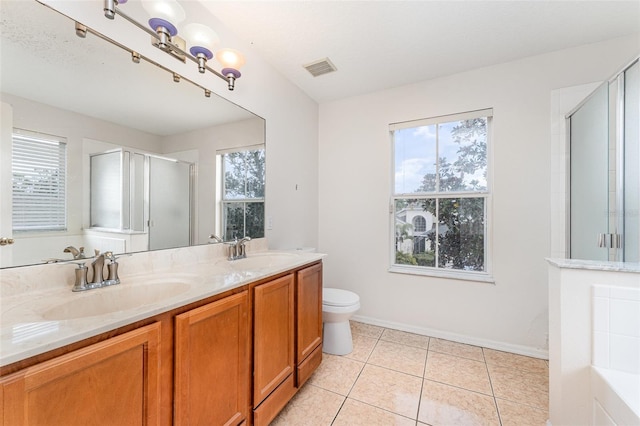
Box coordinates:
[388,264,495,284]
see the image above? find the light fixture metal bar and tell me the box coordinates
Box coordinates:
[110,4,232,87]
[78,20,218,98]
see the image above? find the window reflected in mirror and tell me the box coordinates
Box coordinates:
[219,147,265,240]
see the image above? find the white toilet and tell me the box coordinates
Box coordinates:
[322,288,360,355]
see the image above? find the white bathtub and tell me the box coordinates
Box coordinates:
[591,367,639,425]
[591,284,640,425]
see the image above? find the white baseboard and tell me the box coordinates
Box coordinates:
[351,314,549,360]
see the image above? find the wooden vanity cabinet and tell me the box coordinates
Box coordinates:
[252,263,324,425]
[0,260,324,426]
[295,263,323,387]
[0,323,161,426]
[252,273,296,423]
[174,291,250,426]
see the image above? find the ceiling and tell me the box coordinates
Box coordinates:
[203,1,640,103]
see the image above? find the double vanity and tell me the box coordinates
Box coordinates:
[0,242,325,425]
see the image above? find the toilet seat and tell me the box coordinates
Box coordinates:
[323,288,359,307]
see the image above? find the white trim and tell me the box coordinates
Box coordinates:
[215,143,265,155]
[351,314,549,360]
[390,108,494,131]
[388,264,495,283]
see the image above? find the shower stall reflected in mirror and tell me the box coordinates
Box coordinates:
[90,150,194,252]
[569,58,639,262]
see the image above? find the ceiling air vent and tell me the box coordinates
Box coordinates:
[303,58,337,77]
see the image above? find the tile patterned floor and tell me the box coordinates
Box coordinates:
[272,321,549,426]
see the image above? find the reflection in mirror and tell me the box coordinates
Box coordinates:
[220,148,266,240]
[0,1,265,268]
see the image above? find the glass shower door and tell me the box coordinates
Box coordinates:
[569,83,609,261]
[148,156,193,250]
[623,61,640,261]
[569,58,640,262]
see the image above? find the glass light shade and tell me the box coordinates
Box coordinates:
[215,48,245,70]
[183,23,219,59]
[141,0,185,25]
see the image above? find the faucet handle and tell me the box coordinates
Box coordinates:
[70,261,89,292]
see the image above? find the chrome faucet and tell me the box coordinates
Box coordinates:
[227,236,251,261]
[90,253,105,285]
[64,245,86,260]
[69,250,122,292]
[208,234,223,243]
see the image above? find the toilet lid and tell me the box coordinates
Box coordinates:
[323,288,359,307]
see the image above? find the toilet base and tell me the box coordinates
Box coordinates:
[323,321,353,355]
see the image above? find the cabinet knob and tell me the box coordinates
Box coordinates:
[0,237,14,246]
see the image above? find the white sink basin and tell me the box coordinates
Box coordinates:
[41,279,193,320]
[228,252,300,270]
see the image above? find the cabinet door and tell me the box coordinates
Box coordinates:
[253,274,294,407]
[296,263,323,363]
[1,323,161,426]
[174,291,250,426]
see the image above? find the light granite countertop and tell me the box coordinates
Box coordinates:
[0,244,325,367]
[546,258,640,273]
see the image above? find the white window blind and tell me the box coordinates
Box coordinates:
[12,132,67,232]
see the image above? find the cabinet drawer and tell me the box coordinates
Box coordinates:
[253,374,296,426]
[297,344,322,388]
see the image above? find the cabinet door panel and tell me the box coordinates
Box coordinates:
[296,263,323,363]
[253,274,294,406]
[174,291,249,426]
[1,323,161,426]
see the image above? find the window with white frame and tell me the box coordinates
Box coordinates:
[12,131,67,233]
[219,147,265,240]
[391,109,492,279]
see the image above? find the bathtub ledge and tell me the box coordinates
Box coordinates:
[591,366,640,425]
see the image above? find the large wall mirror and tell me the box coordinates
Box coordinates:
[0,0,266,268]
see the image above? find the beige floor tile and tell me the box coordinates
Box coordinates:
[488,364,549,410]
[344,333,378,362]
[418,380,500,426]
[333,398,415,426]
[483,348,548,374]
[350,321,384,339]
[308,353,365,396]
[367,339,427,377]
[349,364,422,419]
[496,398,549,426]
[424,351,493,395]
[271,384,344,426]
[428,338,484,361]
[380,328,430,349]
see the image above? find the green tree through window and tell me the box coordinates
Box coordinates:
[222,148,265,240]
[392,110,491,275]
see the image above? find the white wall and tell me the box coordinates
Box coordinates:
[318,35,640,356]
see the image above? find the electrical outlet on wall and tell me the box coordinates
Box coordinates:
[266,215,273,230]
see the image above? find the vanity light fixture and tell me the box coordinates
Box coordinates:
[103,0,245,91]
